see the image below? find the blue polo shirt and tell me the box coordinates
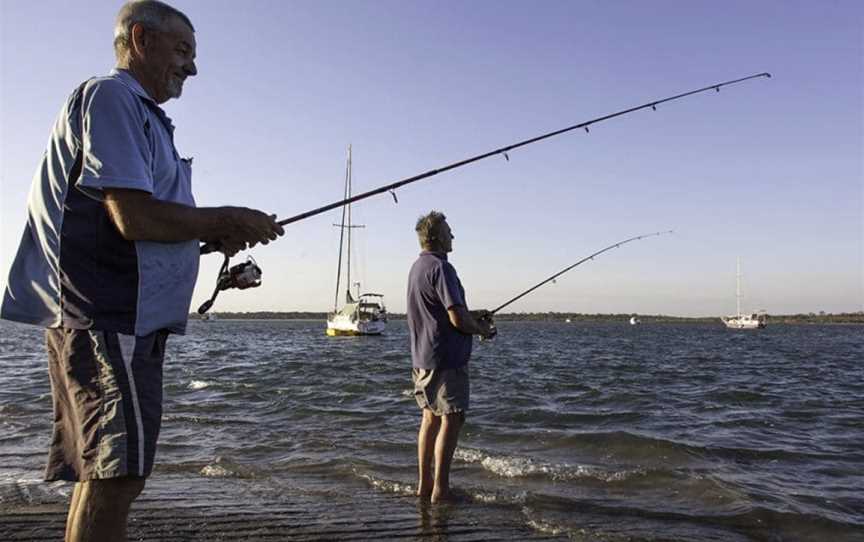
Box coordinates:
[1,69,199,336]
[407,251,473,370]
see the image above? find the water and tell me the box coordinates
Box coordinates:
[1,319,862,541]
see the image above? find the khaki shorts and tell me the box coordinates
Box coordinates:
[45,327,168,481]
[412,365,469,415]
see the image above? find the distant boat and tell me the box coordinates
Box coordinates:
[327,291,387,336]
[721,257,767,329]
[629,316,641,325]
[202,313,217,322]
[565,318,572,323]
[326,145,387,336]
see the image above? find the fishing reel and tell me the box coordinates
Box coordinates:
[198,255,262,314]
[473,310,498,342]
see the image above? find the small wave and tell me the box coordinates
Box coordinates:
[188,380,214,390]
[523,512,571,538]
[200,464,234,477]
[456,447,645,483]
[706,389,775,404]
[0,403,29,416]
[198,457,260,479]
[0,477,69,506]
[468,488,529,506]
[352,469,535,507]
[400,389,414,398]
[521,505,663,542]
[352,469,416,496]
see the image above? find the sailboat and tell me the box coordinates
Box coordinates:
[721,257,767,329]
[326,145,387,336]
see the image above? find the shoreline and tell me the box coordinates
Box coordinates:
[1,474,565,541]
[189,312,864,325]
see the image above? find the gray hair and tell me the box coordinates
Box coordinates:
[114,1,194,60]
[415,211,447,249]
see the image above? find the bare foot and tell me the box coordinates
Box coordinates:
[430,488,460,504]
[417,485,433,501]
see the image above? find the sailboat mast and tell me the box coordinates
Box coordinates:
[736,257,742,317]
[332,146,351,312]
[346,145,352,300]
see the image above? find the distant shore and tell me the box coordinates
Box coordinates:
[190,311,864,324]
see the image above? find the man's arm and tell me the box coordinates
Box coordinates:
[447,305,495,338]
[104,188,283,255]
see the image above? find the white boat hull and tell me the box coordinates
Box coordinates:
[326,313,386,336]
[721,314,766,329]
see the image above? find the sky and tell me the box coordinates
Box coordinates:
[0,0,861,316]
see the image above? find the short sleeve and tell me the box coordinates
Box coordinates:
[434,262,466,310]
[76,79,154,199]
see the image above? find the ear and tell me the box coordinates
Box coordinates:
[130,22,150,57]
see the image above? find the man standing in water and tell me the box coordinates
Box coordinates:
[407,211,496,503]
[1,2,283,540]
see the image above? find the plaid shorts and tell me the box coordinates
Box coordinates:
[412,365,469,415]
[44,327,168,481]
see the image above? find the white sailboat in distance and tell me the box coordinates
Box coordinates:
[721,257,767,329]
[326,145,387,336]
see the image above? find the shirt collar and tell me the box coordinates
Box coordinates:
[110,68,156,103]
[420,250,448,261]
[110,68,176,134]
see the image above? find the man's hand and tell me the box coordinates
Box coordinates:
[470,309,497,340]
[216,236,249,257]
[215,209,284,256]
[448,306,495,338]
[224,208,284,248]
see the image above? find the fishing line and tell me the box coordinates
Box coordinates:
[489,230,674,315]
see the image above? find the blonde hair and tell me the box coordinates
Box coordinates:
[415,211,447,249]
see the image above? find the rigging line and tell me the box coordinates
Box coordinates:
[332,146,350,312]
[490,230,674,315]
[200,72,769,255]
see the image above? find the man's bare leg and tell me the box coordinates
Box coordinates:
[67,477,145,542]
[417,408,441,499]
[65,482,83,541]
[431,411,464,503]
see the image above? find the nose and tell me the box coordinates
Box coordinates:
[185,61,197,77]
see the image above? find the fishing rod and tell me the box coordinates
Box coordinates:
[200,72,769,256]
[488,230,674,315]
[197,73,769,313]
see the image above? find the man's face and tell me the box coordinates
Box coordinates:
[138,15,197,103]
[438,221,454,253]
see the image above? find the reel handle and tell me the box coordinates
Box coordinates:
[200,241,220,255]
[197,299,214,315]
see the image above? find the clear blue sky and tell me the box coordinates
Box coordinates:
[1,0,861,316]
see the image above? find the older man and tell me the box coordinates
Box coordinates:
[0,2,283,540]
[407,211,496,503]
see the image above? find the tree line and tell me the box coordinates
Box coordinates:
[191,311,864,324]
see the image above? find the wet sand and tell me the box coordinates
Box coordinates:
[1,475,565,541]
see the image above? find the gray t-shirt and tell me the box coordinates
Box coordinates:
[407,251,472,370]
[1,69,198,336]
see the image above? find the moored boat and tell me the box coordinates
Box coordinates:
[326,146,387,336]
[721,257,767,329]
